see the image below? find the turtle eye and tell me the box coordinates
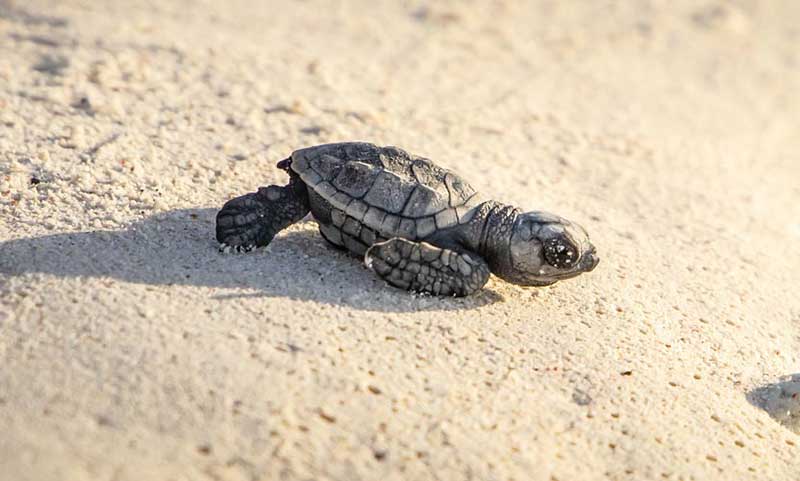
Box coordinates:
[543,236,578,268]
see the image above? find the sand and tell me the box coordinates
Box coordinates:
[1,1,799,480]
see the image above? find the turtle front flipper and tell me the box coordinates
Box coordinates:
[365,238,490,297]
[216,182,309,251]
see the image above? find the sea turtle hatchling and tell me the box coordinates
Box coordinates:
[216,142,599,296]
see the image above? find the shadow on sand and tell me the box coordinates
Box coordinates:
[745,374,800,434]
[0,208,503,313]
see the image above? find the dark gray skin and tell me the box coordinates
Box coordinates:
[216,142,598,296]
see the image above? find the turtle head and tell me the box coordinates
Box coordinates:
[498,211,599,286]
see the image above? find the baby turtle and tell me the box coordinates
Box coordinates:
[216,142,598,296]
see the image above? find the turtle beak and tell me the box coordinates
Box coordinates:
[581,245,599,272]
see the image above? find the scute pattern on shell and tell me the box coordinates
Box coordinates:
[291,143,482,247]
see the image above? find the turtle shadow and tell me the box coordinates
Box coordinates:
[0,208,504,313]
[0,0,70,27]
[745,374,800,434]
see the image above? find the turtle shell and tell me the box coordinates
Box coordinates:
[290,142,483,254]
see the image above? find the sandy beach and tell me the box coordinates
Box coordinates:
[1,1,799,479]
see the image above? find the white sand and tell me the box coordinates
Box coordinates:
[1,1,800,480]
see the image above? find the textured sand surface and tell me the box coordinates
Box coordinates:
[2,1,800,480]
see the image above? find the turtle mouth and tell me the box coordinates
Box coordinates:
[529,246,598,285]
[554,246,599,277]
[581,245,599,272]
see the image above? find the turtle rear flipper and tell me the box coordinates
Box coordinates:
[216,182,309,251]
[365,238,490,296]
